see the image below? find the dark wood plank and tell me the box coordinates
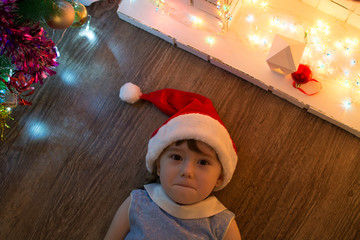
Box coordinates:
[1,1,360,239]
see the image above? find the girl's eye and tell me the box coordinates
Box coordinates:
[198,160,210,166]
[170,154,182,161]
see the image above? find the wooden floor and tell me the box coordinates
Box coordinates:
[1,1,360,239]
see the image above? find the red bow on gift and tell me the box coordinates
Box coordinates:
[291,64,322,96]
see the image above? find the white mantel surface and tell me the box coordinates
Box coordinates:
[117,0,360,138]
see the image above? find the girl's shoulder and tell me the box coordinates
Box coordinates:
[130,188,148,197]
[129,188,153,206]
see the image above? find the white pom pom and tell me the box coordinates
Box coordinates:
[119,82,142,104]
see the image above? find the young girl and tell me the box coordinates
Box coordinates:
[105,83,241,240]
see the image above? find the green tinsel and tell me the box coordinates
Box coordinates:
[0,81,7,91]
[0,55,12,69]
[16,0,55,24]
[0,55,12,90]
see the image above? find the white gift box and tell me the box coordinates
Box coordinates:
[266,34,306,76]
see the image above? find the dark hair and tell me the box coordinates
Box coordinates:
[144,139,219,185]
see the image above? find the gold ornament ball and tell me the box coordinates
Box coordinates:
[46,0,75,29]
[71,2,88,28]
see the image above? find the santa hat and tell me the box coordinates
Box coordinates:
[119,82,238,190]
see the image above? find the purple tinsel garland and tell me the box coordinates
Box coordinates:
[0,0,58,98]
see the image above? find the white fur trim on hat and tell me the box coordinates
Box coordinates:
[119,82,142,104]
[146,113,238,191]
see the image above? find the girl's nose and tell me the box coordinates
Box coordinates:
[180,160,194,178]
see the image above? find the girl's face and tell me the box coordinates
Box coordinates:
[157,141,223,205]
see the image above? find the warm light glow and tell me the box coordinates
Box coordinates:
[246,14,255,23]
[155,0,166,12]
[248,34,260,44]
[289,24,297,33]
[191,16,202,26]
[149,0,360,112]
[317,61,325,69]
[335,41,342,49]
[261,38,268,45]
[271,16,280,26]
[261,2,268,8]
[343,100,352,110]
[316,20,330,35]
[207,36,214,45]
[303,48,312,58]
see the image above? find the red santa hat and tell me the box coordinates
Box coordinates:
[119,82,238,190]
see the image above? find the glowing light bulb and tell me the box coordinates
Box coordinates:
[271,16,280,26]
[316,20,329,33]
[261,1,268,8]
[207,36,214,45]
[309,28,317,35]
[343,100,352,110]
[191,16,202,26]
[246,14,255,23]
[249,35,260,44]
[345,47,351,55]
[262,38,268,45]
[324,28,330,35]
[327,67,335,75]
[312,37,320,44]
[280,22,287,29]
[346,38,354,46]
[289,24,296,33]
[335,41,342,49]
[318,61,325,69]
[316,21,330,35]
[303,48,312,58]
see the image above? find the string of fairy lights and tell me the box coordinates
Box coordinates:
[152,0,360,108]
[237,0,360,107]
